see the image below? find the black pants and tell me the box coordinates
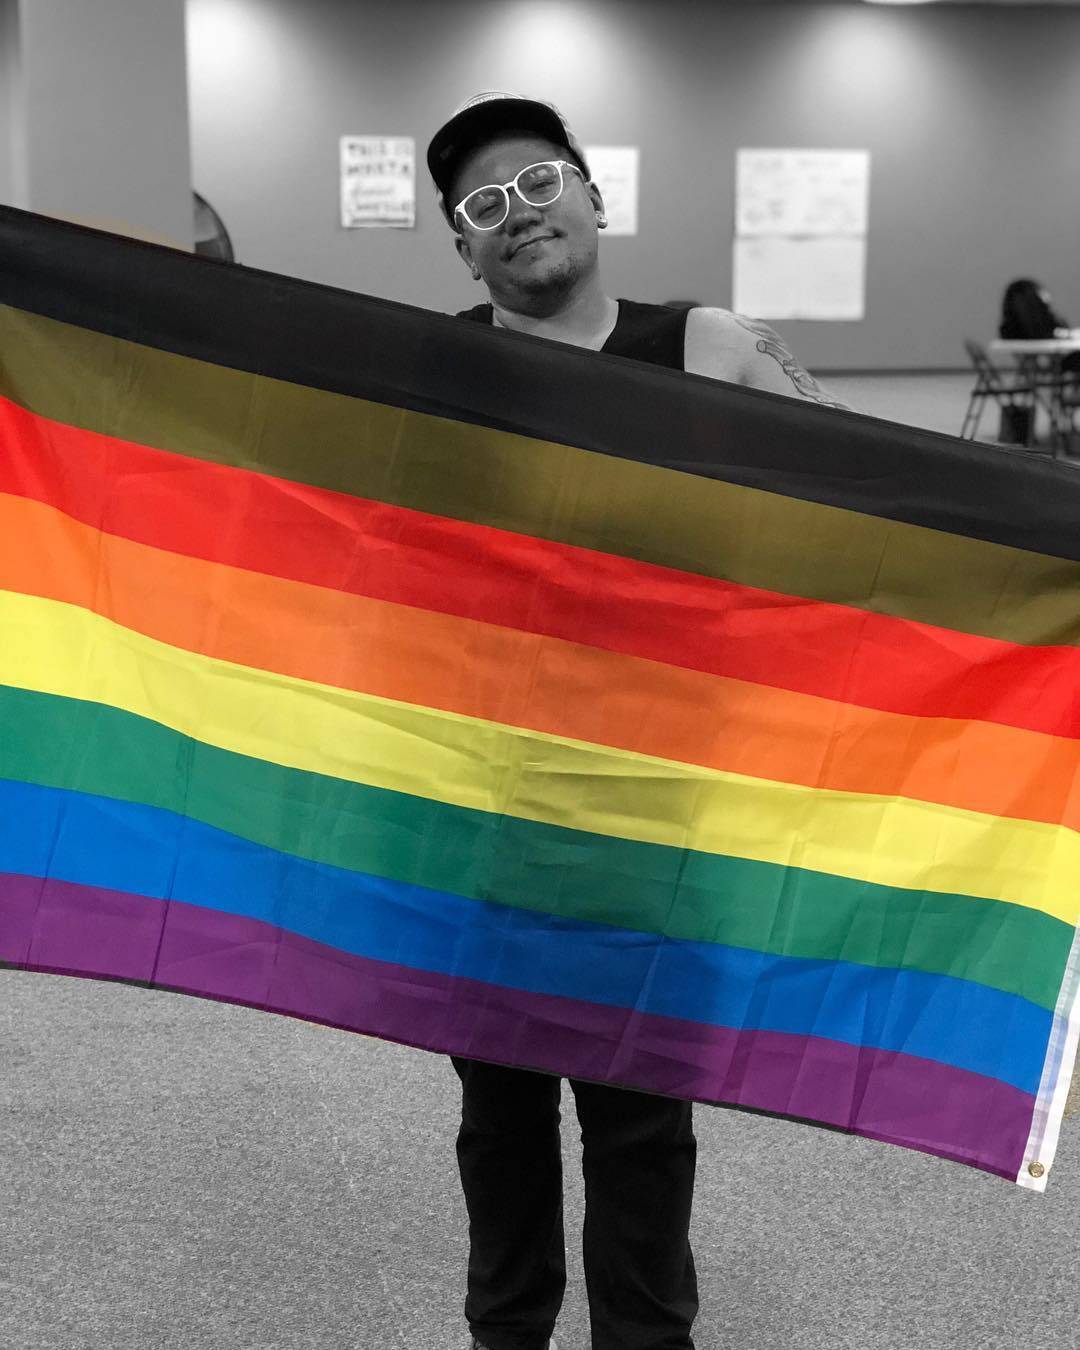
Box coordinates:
[451,1056,698,1350]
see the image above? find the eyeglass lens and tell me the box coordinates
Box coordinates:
[462,162,563,229]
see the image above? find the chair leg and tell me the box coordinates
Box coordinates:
[1060,403,1079,459]
[1023,397,1038,448]
[960,392,984,440]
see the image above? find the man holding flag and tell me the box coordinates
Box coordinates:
[0,71,1074,1350]
[426,91,847,1350]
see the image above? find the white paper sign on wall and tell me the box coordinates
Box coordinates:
[736,149,869,237]
[340,136,416,229]
[733,236,867,321]
[733,148,870,321]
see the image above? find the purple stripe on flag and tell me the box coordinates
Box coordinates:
[0,872,1033,1180]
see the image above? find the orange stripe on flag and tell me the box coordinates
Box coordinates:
[3,489,1079,830]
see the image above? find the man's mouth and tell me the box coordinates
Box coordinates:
[509,234,556,258]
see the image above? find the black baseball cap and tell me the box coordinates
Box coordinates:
[427,91,590,227]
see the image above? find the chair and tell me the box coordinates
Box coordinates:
[960,339,1039,444]
[1017,351,1080,455]
[1050,367,1080,455]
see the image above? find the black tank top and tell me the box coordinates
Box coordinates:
[455,299,689,371]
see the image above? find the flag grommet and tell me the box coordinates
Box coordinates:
[1028,1161,1046,1178]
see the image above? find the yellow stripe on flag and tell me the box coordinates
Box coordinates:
[2,586,1078,924]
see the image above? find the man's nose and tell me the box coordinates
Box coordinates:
[504,189,544,231]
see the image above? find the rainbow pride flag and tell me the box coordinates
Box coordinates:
[1,206,1078,1189]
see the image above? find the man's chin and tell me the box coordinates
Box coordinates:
[505,258,577,298]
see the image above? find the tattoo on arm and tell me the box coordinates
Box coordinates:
[732,315,849,409]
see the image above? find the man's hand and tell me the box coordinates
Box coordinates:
[684,307,850,409]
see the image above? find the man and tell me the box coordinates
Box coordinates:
[426,92,845,1350]
[428,90,848,404]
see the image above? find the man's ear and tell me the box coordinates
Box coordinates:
[455,234,482,280]
[588,182,607,228]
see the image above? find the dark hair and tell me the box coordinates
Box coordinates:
[1000,278,1066,340]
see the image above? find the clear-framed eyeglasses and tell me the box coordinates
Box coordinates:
[453,160,586,232]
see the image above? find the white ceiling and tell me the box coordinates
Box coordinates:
[745,1,1080,6]
[899,1,1080,6]
[861,1,1080,5]
[864,1,1080,5]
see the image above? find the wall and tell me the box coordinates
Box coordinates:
[15,0,193,247]
[0,0,25,208]
[186,0,1080,369]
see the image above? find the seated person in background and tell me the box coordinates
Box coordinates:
[1000,278,1080,376]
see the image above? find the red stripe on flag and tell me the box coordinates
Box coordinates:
[3,392,1079,738]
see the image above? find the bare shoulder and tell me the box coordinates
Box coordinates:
[683,306,752,379]
[684,306,850,409]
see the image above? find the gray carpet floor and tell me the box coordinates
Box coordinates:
[2,970,1077,1350]
[824,369,1077,458]
[825,371,978,439]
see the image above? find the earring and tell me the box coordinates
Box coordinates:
[596,212,607,226]
[470,266,481,279]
